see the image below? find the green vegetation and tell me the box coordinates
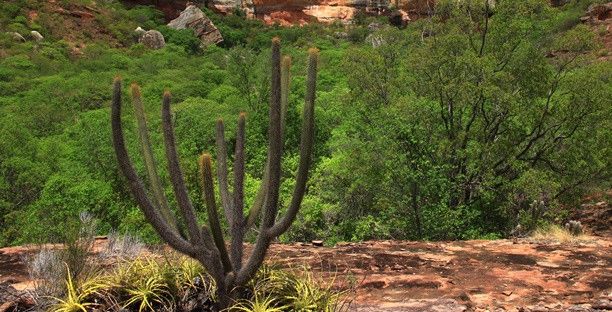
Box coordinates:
[44,251,342,311]
[0,0,610,250]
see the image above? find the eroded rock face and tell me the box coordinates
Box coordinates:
[242,0,434,25]
[581,2,612,24]
[168,5,223,46]
[122,0,434,25]
[139,30,166,49]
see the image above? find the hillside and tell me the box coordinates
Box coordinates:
[0,0,610,310]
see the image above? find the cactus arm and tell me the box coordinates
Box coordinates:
[261,37,283,229]
[268,49,318,238]
[130,84,180,233]
[230,113,247,271]
[199,154,233,273]
[215,119,235,224]
[111,78,195,257]
[236,38,284,285]
[244,55,291,229]
[280,55,291,139]
[161,92,206,246]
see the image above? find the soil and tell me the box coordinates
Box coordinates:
[1,234,610,311]
[1,196,611,311]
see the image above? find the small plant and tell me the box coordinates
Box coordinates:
[27,211,99,308]
[244,266,347,312]
[27,248,66,309]
[231,295,287,312]
[531,224,589,243]
[101,230,144,260]
[564,220,583,236]
[284,272,340,312]
[50,266,110,312]
[123,274,172,312]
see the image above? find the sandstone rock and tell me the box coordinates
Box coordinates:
[592,298,612,309]
[138,30,166,49]
[30,31,43,41]
[134,26,146,38]
[168,5,223,46]
[0,282,34,312]
[581,3,612,24]
[8,32,25,42]
[366,33,385,48]
[368,21,383,31]
[388,9,410,27]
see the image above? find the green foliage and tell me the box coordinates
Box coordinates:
[158,26,202,54]
[0,0,609,247]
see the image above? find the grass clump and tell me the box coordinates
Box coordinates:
[530,224,591,244]
[245,265,347,312]
[47,255,346,311]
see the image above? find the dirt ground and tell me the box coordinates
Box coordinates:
[1,236,610,311]
[1,199,610,311]
[266,237,612,311]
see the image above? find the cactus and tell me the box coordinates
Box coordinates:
[565,220,583,236]
[111,38,318,308]
[130,84,179,234]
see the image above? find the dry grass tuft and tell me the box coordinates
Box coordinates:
[530,224,591,243]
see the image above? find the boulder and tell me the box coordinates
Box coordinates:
[366,33,385,48]
[30,31,43,41]
[388,10,410,27]
[134,26,146,38]
[8,32,25,42]
[168,5,223,46]
[0,282,34,312]
[368,22,383,31]
[581,2,612,24]
[138,30,166,49]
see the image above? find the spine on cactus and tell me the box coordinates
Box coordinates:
[130,83,179,233]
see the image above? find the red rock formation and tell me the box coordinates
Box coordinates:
[121,0,434,25]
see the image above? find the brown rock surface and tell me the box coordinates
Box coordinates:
[168,5,223,46]
[1,236,610,311]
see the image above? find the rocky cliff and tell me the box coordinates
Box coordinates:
[123,0,433,25]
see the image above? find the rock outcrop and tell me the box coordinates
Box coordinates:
[134,26,146,38]
[30,31,43,41]
[8,32,26,42]
[123,0,434,26]
[581,2,612,24]
[167,5,223,46]
[138,30,166,49]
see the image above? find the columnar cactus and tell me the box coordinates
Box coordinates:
[111,38,318,307]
